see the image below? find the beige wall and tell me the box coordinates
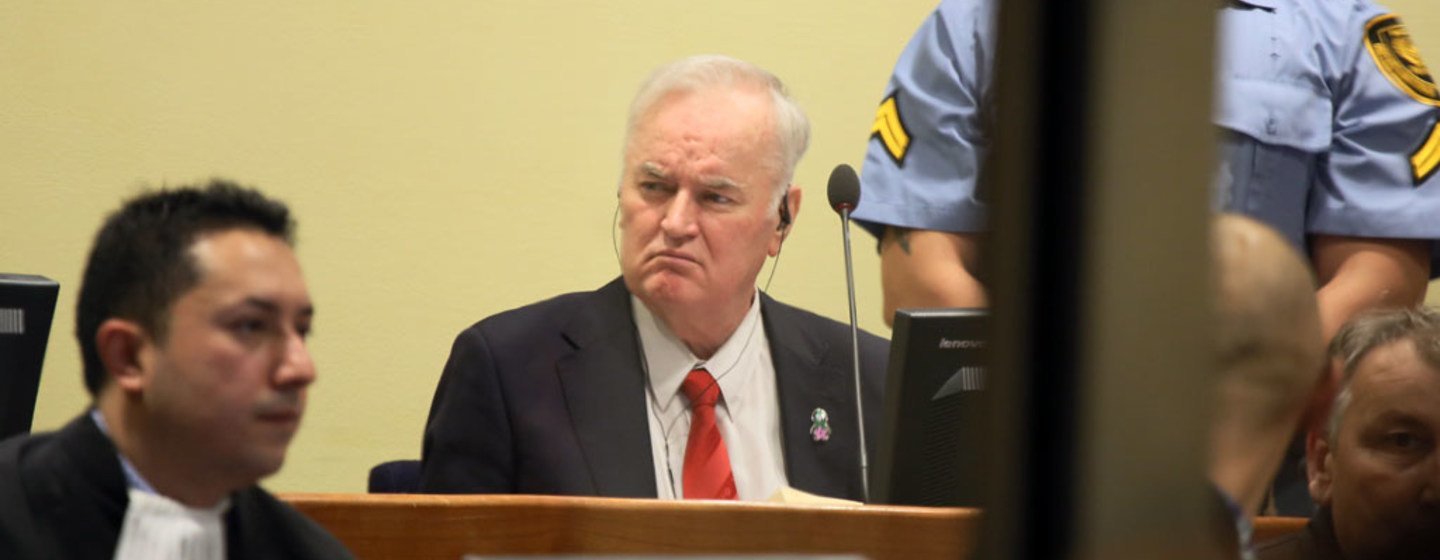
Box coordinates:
[1,1,937,492]
[3,1,1439,493]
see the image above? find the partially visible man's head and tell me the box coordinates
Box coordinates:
[1308,307,1440,559]
[617,55,810,320]
[78,180,315,489]
[1209,214,1324,511]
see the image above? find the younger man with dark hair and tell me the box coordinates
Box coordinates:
[0,180,352,559]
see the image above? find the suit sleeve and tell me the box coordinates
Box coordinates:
[227,489,356,559]
[420,325,516,493]
[0,440,50,559]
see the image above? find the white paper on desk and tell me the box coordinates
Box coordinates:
[765,485,862,507]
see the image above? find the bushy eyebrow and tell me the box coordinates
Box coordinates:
[637,161,741,192]
[639,162,668,180]
[1369,411,1430,430]
[239,297,314,319]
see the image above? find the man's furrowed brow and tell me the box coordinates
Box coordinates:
[1371,410,1432,430]
[240,297,280,313]
[699,176,741,190]
[639,162,669,179]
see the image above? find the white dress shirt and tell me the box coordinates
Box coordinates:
[633,294,788,501]
[114,489,228,560]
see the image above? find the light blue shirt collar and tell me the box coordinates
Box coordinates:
[89,409,159,495]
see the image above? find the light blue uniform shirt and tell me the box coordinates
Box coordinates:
[856,0,996,238]
[858,0,1440,264]
[90,408,159,495]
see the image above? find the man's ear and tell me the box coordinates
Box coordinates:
[95,318,152,395]
[770,185,802,256]
[1306,428,1335,505]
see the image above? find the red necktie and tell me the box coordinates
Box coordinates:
[680,368,737,499]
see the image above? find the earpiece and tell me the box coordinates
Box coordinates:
[611,200,623,269]
[763,192,790,293]
[777,192,792,231]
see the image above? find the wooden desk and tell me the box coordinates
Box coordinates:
[1252,516,1308,544]
[280,493,1310,560]
[282,493,977,560]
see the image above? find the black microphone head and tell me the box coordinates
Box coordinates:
[827,164,861,213]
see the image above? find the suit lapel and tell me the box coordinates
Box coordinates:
[26,414,130,558]
[762,294,864,500]
[555,279,658,498]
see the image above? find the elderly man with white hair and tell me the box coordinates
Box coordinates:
[421,55,888,502]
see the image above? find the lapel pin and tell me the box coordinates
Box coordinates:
[809,408,831,442]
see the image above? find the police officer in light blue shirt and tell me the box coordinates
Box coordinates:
[859,0,996,240]
[857,0,997,317]
[856,0,1440,515]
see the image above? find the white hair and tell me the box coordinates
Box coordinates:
[622,54,810,207]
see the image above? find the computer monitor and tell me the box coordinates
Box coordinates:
[870,308,988,506]
[0,274,59,441]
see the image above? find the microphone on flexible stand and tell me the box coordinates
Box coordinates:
[827,163,869,502]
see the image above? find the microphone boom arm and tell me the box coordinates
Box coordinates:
[839,205,870,503]
[827,162,869,503]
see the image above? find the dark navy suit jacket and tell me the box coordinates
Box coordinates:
[420,278,888,501]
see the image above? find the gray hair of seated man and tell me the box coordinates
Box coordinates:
[1326,307,1440,441]
[621,54,810,209]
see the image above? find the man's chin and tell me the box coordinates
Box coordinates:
[635,275,703,306]
[240,433,295,479]
[244,449,289,481]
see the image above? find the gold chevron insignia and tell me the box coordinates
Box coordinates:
[1412,120,1440,184]
[870,94,911,164]
[1366,14,1440,107]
